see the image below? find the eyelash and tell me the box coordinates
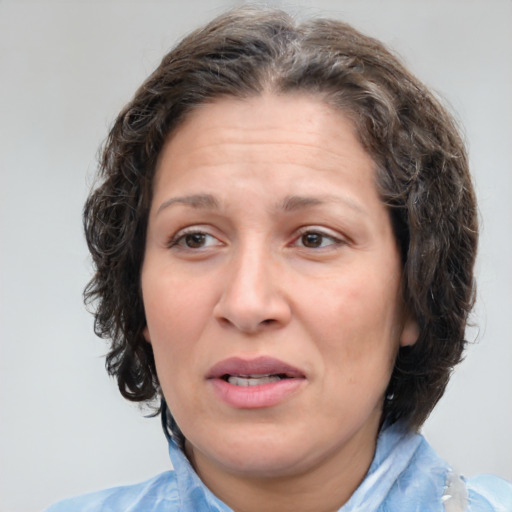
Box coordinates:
[167,226,346,252]
[167,227,220,250]
[292,227,345,250]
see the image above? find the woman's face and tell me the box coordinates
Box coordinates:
[141,94,418,482]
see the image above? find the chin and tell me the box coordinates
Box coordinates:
[186,421,325,478]
[215,445,309,478]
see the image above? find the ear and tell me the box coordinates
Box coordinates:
[399,313,419,347]
[143,326,151,343]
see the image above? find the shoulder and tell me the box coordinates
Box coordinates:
[44,470,179,512]
[370,425,512,511]
[466,474,512,512]
[404,437,512,511]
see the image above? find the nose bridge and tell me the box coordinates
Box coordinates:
[233,237,269,294]
[215,236,289,332]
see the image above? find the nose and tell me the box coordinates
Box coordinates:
[213,244,292,334]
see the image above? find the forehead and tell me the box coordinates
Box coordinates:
[154,93,377,193]
[168,93,357,144]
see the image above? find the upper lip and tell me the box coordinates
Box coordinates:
[207,356,306,379]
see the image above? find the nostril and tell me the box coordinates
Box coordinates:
[218,317,233,328]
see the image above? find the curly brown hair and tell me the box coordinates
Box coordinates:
[84,6,478,434]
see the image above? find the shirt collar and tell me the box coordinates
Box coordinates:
[168,438,233,511]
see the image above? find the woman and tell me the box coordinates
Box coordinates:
[46,6,511,511]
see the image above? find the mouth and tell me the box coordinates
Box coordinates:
[208,356,305,383]
[207,356,306,408]
[222,373,292,386]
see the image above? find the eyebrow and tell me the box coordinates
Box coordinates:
[156,193,366,216]
[280,194,366,215]
[156,194,220,214]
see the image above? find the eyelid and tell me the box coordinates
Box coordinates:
[165,224,348,251]
[292,226,348,248]
[167,225,223,249]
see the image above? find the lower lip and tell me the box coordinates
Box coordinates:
[209,378,305,409]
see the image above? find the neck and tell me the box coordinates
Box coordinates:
[185,427,378,512]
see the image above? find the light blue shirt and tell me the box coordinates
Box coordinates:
[45,422,512,511]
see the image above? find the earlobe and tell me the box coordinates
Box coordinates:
[400,315,419,347]
[143,326,151,343]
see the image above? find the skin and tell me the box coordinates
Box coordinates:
[141,93,418,512]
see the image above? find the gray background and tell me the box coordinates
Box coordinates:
[1,1,511,511]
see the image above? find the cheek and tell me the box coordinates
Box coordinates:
[300,272,401,374]
[142,268,223,396]
[144,266,213,333]
[142,278,195,365]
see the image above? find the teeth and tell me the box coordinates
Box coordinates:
[227,374,282,386]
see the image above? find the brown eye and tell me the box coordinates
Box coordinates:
[295,229,341,249]
[184,233,207,248]
[168,227,223,252]
[301,232,324,248]
[169,230,221,251]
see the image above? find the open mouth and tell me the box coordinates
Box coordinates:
[222,373,292,386]
[208,357,305,408]
[208,356,305,383]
